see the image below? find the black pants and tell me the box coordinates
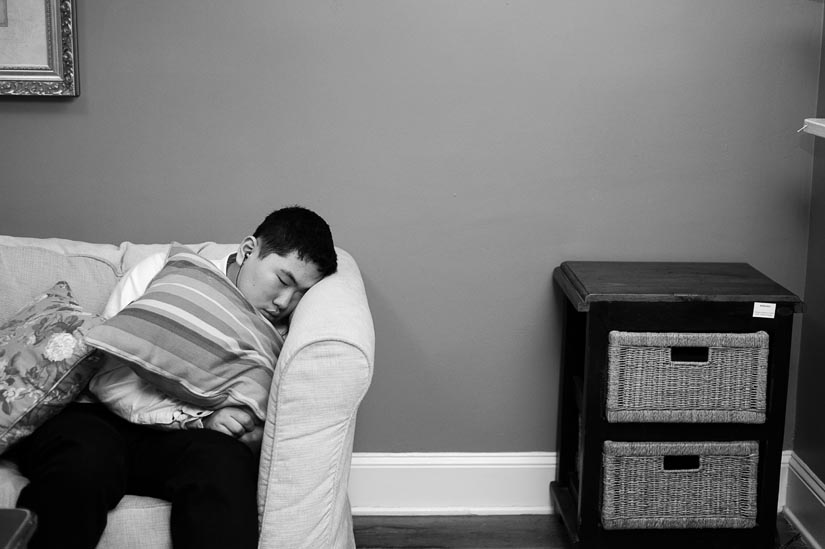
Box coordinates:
[7,402,259,549]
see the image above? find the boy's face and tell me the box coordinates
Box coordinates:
[235,237,323,324]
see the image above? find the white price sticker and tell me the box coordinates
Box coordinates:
[753,302,776,319]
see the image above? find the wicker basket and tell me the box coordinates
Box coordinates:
[601,440,759,530]
[606,331,769,423]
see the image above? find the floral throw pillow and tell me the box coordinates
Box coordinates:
[0,281,105,453]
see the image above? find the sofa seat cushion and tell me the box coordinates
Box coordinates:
[97,496,172,549]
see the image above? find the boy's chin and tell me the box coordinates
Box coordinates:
[258,310,279,323]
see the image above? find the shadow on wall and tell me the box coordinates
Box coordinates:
[353,273,433,452]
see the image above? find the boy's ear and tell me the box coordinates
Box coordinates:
[237,236,258,263]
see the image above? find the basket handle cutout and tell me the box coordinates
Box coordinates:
[663,455,701,471]
[670,346,709,363]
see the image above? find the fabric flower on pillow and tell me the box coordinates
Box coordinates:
[0,384,39,415]
[1,386,34,403]
[43,333,81,362]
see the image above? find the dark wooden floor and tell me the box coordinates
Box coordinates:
[353,514,808,549]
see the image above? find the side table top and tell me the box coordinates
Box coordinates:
[554,261,804,312]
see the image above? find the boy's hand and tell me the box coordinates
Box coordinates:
[203,407,258,438]
[238,424,264,453]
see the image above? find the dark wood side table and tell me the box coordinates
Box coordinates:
[550,262,804,549]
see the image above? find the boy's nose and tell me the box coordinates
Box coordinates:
[273,291,293,309]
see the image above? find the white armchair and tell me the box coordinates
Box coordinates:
[0,236,375,548]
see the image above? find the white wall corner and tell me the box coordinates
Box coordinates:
[780,449,792,511]
[783,451,825,549]
[349,452,556,516]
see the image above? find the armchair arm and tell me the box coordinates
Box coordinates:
[256,248,375,549]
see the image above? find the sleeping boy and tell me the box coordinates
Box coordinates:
[9,206,337,549]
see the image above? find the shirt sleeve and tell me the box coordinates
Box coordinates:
[91,250,215,429]
[103,252,167,319]
[89,359,212,429]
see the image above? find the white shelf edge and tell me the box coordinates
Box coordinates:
[802,118,825,138]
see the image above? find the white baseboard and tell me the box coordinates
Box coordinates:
[349,452,556,516]
[784,452,825,549]
[347,450,802,519]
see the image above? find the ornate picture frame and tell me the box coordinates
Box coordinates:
[0,0,79,97]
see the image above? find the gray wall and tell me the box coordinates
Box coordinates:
[1,1,820,452]
[795,9,825,482]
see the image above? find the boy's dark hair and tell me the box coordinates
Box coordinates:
[253,206,337,277]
